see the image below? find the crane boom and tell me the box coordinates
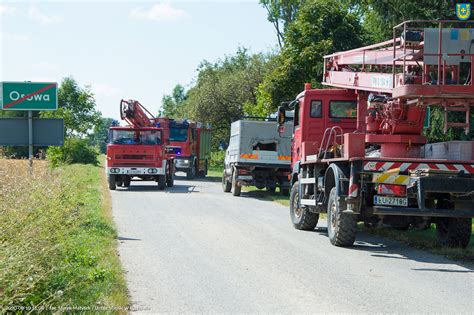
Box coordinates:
[120,99,157,128]
[322,20,473,139]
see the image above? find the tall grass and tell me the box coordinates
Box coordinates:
[0,159,128,312]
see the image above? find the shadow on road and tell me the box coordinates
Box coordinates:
[116,184,199,193]
[411,268,473,273]
[117,236,141,241]
[309,226,474,272]
[174,174,221,183]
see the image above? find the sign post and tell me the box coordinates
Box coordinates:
[28,111,33,174]
[0,81,60,175]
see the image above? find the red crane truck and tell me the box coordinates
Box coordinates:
[279,20,474,248]
[158,118,211,179]
[106,100,174,190]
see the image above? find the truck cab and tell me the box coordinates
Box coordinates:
[106,126,173,190]
[290,88,357,184]
[158,118,211,179]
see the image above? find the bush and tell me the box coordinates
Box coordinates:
[210,150,225,168]
[47,138,99,167]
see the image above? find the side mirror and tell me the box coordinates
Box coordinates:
[277,106,286,125]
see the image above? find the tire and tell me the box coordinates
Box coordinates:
[222,170,232,192]
[290,181,319,230]
[108,174,116,190]
[157,175,166,190]
[167,164,174,187]
[204,160,208,176]
[166,173,174,187]
[436,218,472,248]
[281,187,290,196]
[232,170,241,196]
[186,164,196,180]
[327,187,357,247]
[117,180,123,187]
[123,179,131,187]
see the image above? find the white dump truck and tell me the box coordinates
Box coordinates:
[222,119,293,196]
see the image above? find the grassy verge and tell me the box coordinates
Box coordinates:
[361,223,474,262]
[208,165,291,206]
[206,165,224,182]
[0,159,128,312]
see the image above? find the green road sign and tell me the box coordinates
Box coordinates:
[0,81,58,111]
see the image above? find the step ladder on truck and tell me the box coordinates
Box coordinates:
[278,20,474,248]
[106,99,174,190]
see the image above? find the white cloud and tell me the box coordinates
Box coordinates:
[130,3,190,22]
[27,6,62,25]
[93,84,122,98]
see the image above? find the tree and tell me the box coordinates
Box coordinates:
[258,0,364,110]
[41,76,101,137]
[160,84,187,118]
[175,48,273,149]
[347,0,455,42]
[88,117,119,154]
[259,0,303,48]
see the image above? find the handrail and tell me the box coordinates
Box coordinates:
[318,126,344,160]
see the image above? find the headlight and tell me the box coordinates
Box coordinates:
[148,168,157,174]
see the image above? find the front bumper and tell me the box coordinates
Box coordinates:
[107,165,166,175]
[174,158,192,170]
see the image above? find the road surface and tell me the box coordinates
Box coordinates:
[111,175,474,313]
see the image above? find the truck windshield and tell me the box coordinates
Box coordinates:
[170,127,188,142]
[109,130,161,145]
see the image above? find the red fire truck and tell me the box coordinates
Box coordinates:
[158,118,211,179]
[279,20,474,248]
[106,100,174,190]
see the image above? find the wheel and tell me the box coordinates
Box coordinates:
[281,187,290,196]
[167,164,174,187]
[108,174,116,190]
[222,170,232,192]
[123,179,131,187]
[436,218,472,248]
[327,187,357,247]
[166,173,174,187]
[117,180,123,187]
[266,186,276,193]
[157,175,166,190]
[186,164,196,180]
[232,169,241,196]
[290,181,318,230]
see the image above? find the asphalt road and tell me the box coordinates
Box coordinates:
[111,174,474,313]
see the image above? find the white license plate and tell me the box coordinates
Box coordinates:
[127,169,141,174]
[374,195,408,207]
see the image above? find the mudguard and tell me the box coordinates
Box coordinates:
[291,161,300,186]
[324,163,349,200]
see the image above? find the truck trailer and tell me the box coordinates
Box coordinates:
[222,119,292,196]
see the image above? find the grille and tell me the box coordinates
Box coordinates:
[115,154,154,160]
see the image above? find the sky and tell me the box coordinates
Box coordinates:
[0,0,277,120]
